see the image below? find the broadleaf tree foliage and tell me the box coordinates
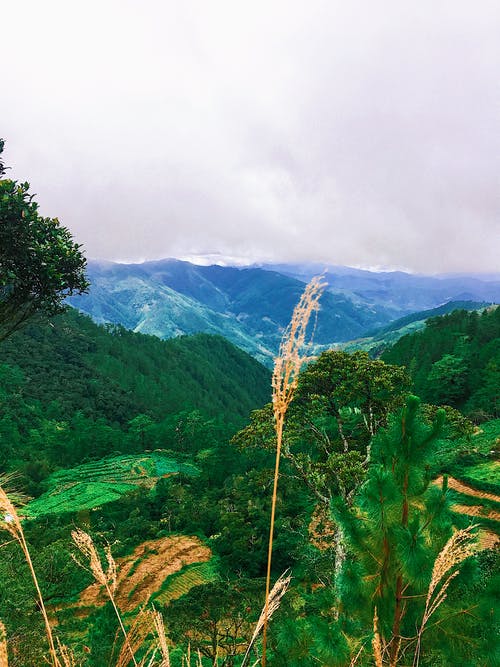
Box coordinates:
[233,350,411,505]
[0,139,88,341]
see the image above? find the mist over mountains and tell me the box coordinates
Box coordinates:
[68,259,500,364]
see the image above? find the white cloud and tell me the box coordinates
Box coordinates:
[2,0,499,272]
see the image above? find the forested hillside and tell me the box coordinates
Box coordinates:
[382,306,499,419]
[0,307,270,488]
[343,300,490,356]
[0,300,498,666]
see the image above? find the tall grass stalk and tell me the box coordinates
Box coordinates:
[372,607,383,667]
[116,608,155,667]
[412,525,478,667]
[261,277,324,667]
[152,610,170,667]
[71,528,138,667]
[57,639,78,667]
[0,477,61,667]
[241,570,291,667]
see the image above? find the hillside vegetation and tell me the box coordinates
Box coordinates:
[343,300,491,356]
[0,307,270,490]
[382,306,499,419]
[26,453,199,518]
[0,299,498,666]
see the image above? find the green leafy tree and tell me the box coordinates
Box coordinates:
[382,307,500,418]
[0,139,88,340]
[127,413,155,451]
[426,354,468,406]
[163,579,262,665]
[233,351,410,506]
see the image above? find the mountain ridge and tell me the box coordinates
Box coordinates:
[68,259,500,363]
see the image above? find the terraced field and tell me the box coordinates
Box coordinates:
[59,534,215,619]
[434,420,500,549]
[151,561,219,605]
[458,461,499,488]
[26,452,199,518]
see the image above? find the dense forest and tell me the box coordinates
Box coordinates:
[0,301,498,666]
[382,306,499,419]
[0,149,498,666]
[0,308,270,491]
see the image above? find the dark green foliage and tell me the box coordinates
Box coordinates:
[0,139,88,341]
[1,307,270,423]
[233,350,410,503]
[271,615,349,667]
[86,603,120,667]
[330,397,498,666]
[0,308,270,482]
[382,307,500,418]
[163,579,262,664]
[365,300,493,339]
[0,542,48,666]
[0,520,91,666]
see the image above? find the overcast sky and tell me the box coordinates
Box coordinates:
[2,0,499,273]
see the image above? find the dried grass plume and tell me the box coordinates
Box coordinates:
[271,275,325,422]
[413,525,478,667]
[262,276,325,667]
[0,620,8,667]
[242,570,292,667]
[72,529,136,666]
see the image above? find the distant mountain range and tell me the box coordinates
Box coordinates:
[257,262,500,312]
[68,259,500,364]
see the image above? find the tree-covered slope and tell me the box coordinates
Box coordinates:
[0,307,270,482]
[381,306,499,418]
[0,307,270,423]
[343,300,491,356]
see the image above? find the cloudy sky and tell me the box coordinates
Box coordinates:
[2,1,499,273]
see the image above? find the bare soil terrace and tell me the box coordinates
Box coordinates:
[75,534,212,614]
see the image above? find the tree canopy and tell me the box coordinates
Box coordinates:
[233,350,411,505]
[0,139,88,340]
[382,307,500,419]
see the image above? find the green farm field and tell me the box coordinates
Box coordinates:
[26,452,199,518]
[463,461,500,488]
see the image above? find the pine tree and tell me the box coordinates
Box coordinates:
[331,396,476,666]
